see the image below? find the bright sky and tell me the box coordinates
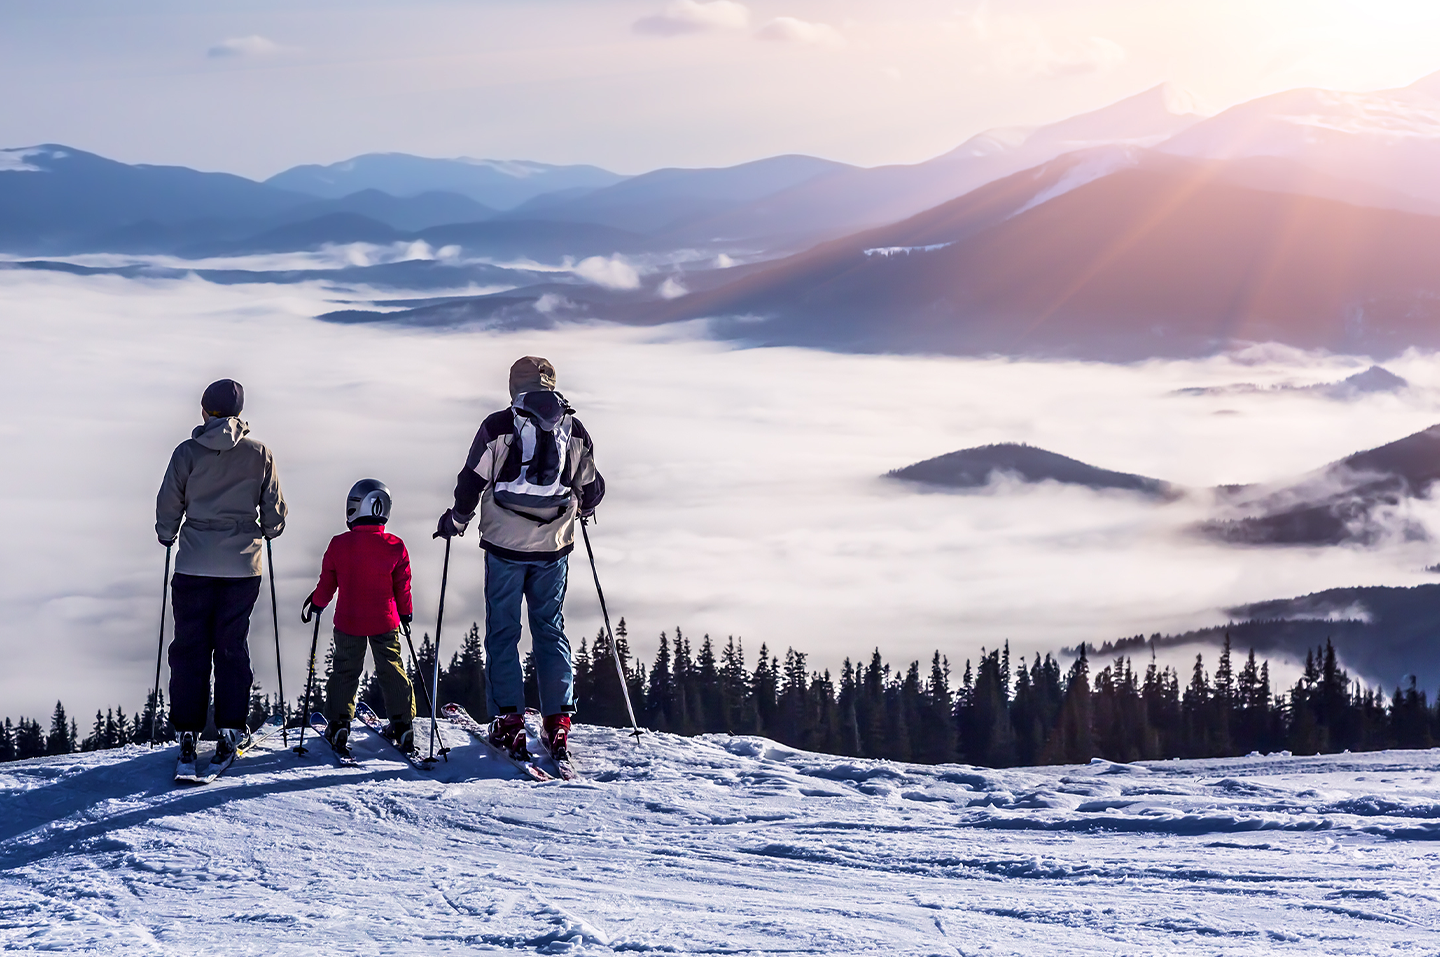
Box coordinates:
[1,0,1439,178]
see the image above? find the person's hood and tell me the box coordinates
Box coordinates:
[512,391,570,432]
[191,416,250,451]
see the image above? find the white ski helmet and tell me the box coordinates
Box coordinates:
[346,478,392,526]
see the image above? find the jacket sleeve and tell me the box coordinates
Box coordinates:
[311,539,339,608]
[259,447,287,540]
[452,412,510,522]
[571,418,605,512]
[393,543,413,618]
[155,444,190,543]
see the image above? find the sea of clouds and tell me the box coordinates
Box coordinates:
[5,267,1440,720]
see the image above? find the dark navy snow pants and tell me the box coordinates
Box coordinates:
[483,552,574,718]
[168,573,260,733]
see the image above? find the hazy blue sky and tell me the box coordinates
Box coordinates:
[3,0,1440,177]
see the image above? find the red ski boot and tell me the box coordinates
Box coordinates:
[487,713,529,760]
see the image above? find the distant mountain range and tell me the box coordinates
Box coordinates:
[891,420,1440,548]
[264,153,625,208]
[1172,365,1410,399]
[9,70,1440,359]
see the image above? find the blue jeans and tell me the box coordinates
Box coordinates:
[484,551,574,717]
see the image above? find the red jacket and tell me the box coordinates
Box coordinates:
[310,524,413,636]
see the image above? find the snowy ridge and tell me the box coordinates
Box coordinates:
[2,724,1439,953]
[862,242,954,257]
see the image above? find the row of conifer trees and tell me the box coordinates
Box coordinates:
[2,621,1437,766]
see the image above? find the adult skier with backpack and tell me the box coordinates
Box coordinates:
[155,379,287,776]
[302,479,417,756]
[433,357,605,765]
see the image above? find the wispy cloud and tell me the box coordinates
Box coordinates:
[206,35,284,59]
[966,7,1125,79]
[634,0,749,38]
[1008,35,1126,78]
[754,16,845,49]
[574,254,641,289]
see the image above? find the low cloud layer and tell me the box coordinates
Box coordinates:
[5,270,1440,720]
[634,0,749,37]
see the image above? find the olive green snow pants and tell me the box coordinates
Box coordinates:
[325,628,416,730]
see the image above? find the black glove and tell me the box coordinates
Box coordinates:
[158,537,175,547]
[579,507,596,521]
[433,509,462,539]
[400,613,413,626]
[301,593,324,624]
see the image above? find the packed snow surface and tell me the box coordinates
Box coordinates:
[2,724,1438,955]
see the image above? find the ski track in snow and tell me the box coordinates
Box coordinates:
[1,726,1438,955]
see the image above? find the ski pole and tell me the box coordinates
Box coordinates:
[402,621,434,720]
[427,537,452,763]
[580,516,643,742]
[266,538,288,745]
[150,544,172,747]
[295,605,322,755]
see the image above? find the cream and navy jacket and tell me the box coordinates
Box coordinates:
[449,391,604,562]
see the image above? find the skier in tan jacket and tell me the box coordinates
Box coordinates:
[156,379,286,772]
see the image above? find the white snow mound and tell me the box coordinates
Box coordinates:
[2,722,1438,954]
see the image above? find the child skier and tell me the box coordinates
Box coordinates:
[303,478,417,755]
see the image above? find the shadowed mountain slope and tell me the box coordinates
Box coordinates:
[639,150,1440,360]
[0,145,307,251]
[1202,424,1440,546]
[1093,584,1440,689]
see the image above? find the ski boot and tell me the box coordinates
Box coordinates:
[326,724,352,758]
[542,714,572,761]
[214,728,247,765]
[488,713,530,760]
[176,731,199,776]
[382,721,414,754]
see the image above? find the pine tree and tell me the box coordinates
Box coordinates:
[16,718,44,759]
[1042,646,1093,764]
[694,635,722,734]
[0,718,15,762]
[835,658,862,756]
[752,644,779,737]
[647,632,674,731]
[46,702,72,755]
[718,637,755,733]
[439,622,488,721]
[915,652,956,764]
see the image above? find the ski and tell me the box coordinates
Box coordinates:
[441,703,552,782]
[308,713,361,767]
[355,701,437,770]
[524,710,581,781]
[175,715,287,785]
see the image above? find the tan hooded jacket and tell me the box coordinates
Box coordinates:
[155,417,287,577]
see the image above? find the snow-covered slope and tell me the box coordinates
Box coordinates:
[1161,71,1440,209]
[3,723,1437,954]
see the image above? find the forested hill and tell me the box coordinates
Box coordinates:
[5,618,1436,771]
